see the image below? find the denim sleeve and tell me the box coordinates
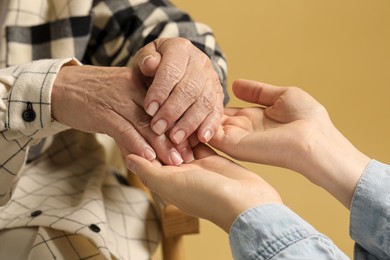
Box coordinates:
[229,204,349,260]
[350,160,390,259]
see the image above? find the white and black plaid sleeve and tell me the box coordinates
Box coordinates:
[0,1,224,258]
[0,0,229,205]
[0,58,77,205]
[87,0,229,103]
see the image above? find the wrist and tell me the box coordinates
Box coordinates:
[218,186,283,233]
[300,124,370,208]
[51,60,82,122]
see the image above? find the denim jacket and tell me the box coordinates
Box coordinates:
[230,160,390,260]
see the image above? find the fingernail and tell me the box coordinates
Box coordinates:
[146,101,159,117]
[152,119,168,135]
[203,129,212,143]
[126,159,136,172]
[170,150,183,165]
[181,147,195,163]
[141,55,153,66]
[172,129,186,144]
[144,148,156,161]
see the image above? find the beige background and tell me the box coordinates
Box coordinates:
[154,1,390,259]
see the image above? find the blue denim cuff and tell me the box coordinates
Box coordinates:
[350,159,390,259]
[229,204,337,260]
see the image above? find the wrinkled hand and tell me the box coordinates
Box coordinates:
[52,65,194,165]
[125,144,282,233]
[135,37,224,146]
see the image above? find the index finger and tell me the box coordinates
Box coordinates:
[143,39,191,117]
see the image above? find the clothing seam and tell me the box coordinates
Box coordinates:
[254,228,329,259]
[349,159,375,238]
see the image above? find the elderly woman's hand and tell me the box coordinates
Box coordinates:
[52,65,194,165]
[135,37,225,146]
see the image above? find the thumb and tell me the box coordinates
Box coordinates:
[233,79,292,122]
[125,154,162,190]
[232,79,287,107]
[135,43,162,77]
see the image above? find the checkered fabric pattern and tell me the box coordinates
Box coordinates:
[0,130,160,259]
[0,0,228,259]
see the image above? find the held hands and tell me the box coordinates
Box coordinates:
[126,144,282,233]
[52,65,192,165]
[52,37,224,165]
[135,37,225,145]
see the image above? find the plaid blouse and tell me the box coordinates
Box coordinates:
[0,0,227,259]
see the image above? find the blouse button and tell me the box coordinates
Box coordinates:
[22,102,36,122]
[89,224,101,233]
[30,210,42,217]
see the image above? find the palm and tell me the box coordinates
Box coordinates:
[210,106,313,167]
[145,144,277,230]
[217,107,270,141]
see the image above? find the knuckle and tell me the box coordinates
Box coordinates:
[164,103,184,120]
[175,37,192,50]
[116,123,134,140]
[117,67,133,82]
[200,94,214,110]
[208,108,223,125]
[177,80,200,103]
[148,86,171,102]
[200,52,211,66]
[115,126,139,149]
[162,62,183,83]
[129,135,145,149]
[181,118,200,133]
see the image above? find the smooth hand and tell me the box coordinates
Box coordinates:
[135,37,224,146]
[210,79,370,208]
[52,65,194,165]
[210,79,331,170]
[126,144,282,233]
